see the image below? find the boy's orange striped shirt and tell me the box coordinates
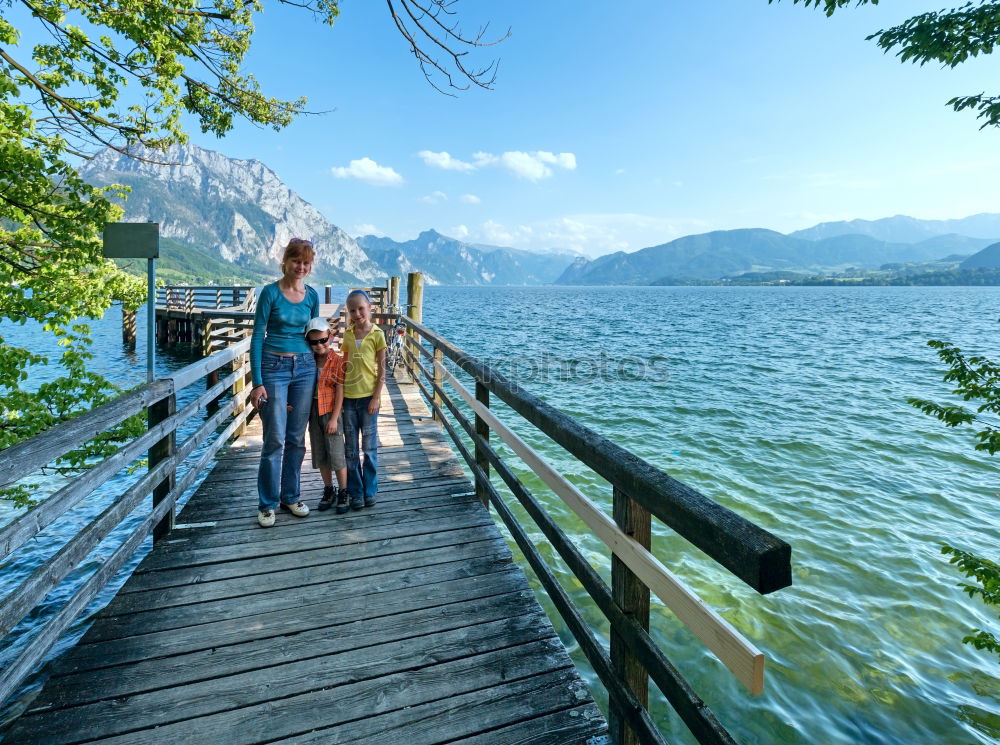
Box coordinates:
[317,352,345,416]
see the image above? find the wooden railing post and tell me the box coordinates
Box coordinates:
[204,319,221,415]
[233,339,249,438]
[609,486,652,745]
[432,346,444,425]
[474,382,490,508]
[148,389,176,543]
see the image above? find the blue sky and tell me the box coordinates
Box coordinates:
[21,1,1000,257]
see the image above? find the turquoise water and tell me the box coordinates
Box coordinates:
[418,286,1000,745]
[2,286,999,743]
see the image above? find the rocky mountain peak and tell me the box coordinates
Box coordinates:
[80,143,383,283]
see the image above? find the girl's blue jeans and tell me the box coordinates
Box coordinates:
[343,396,379,499]
[257,352,316,511]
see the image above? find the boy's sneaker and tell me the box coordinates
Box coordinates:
[318,485,335,511]
[349,493,364,511]
[279,501,310,518]
[257,509,275,528]
[335,488,350,514]
[364,494,377,508]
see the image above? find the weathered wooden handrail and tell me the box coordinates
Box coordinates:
[0,337,254,706]
[156,285,256,311]
[398,312,792,745]
[433,354,764,691]
[402,317,790,594]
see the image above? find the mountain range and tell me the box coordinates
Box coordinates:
[554,229,1000,284]
[357,231,577,286]
[80,144,1000,286]
[80,145,577,286]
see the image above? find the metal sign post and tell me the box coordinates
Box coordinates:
[102,223,160,382]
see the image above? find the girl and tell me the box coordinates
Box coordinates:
[341,289,387,510]
[249,238,320,528]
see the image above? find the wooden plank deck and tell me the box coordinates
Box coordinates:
[4,374,609,745]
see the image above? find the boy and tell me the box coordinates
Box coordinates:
[303,318,349,513]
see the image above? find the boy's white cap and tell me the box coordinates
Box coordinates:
[303,317,330,336]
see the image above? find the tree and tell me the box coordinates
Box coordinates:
[0,0,505,504]
[774,0,1000,127]
[909,340,1000,660]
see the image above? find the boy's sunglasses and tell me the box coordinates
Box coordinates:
[307,336,330,346]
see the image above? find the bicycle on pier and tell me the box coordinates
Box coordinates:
[384,305,407,375]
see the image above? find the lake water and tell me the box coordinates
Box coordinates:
[2,285,999,744]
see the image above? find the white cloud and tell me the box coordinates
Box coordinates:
[331,157,403,187]
[459,194,481,204]
[420,191,448,205]
[353,223,384,237]
[499,152,551,181]
[417,150,476,172]
[615,168,626,175]
[449,225,470,239]
[535,151,576,170]
[481,151,576,181]
[419,150,577,182]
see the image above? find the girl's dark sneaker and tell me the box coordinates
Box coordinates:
[318,485,335,511]
[336,488,351,514]
[364,494,377,508]
[349,493,364,511]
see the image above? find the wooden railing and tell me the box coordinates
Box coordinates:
[0,340,253,703]
[397,314,793,745]
[156,285,256,313]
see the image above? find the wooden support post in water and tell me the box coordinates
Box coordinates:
[148,392,177,544]
[432,346,444,425]
[609,485,652,745]
[122,309,136,348]
[475,382,490,508]
[405,273,424,385]
[406,272,424,324]
[389,276,400,311]
[325,285,333,304]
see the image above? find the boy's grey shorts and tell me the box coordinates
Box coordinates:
[308,410,346,470]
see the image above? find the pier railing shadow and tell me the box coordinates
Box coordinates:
[398,313,793,745]
[0,338,254,705]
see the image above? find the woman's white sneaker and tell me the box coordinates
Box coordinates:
[279,501,310,517]
[257,509,275,528]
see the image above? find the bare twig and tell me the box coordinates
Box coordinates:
[385,0,508,92]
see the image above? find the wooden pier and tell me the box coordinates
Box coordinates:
[1,275,792,745]
[2,375,609,744]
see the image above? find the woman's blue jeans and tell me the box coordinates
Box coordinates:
[257,352,316,511]
[343,396,379,499]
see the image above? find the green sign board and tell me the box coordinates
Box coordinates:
[102,222,159,259]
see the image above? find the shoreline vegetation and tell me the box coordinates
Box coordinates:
[652,267,1000,287]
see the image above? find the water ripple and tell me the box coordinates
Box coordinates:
[427,285,1000,745]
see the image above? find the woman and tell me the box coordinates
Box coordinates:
[249,238,320,527]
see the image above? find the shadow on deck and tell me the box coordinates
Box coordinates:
[4,376,608,744]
